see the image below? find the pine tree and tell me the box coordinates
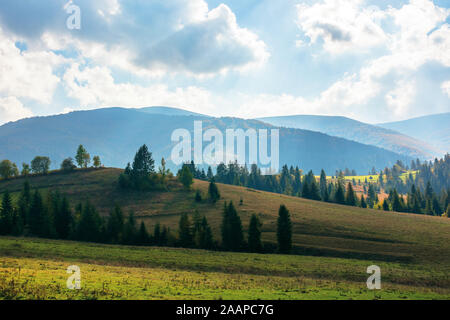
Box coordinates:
[208,180,220,203]
[0,191,13,235]
[382,199,390,211]
[199,216,214,250]
[319,169,328,201]
[153,223,161,246]
[29,190,44,236]
[346,182,357,206]
[392,189,403,212]
[310,179,321,201]
[195,190,202,202]
[334,182,346,205]
[178,212,193,247]
[221,201,244,251]
[277,205,292,254]
[18,181,31,227]
[106,204,124,243]
[136,222,150,245]
[76,202,103,242]
[54,196,72,239]
[178,165,194,190]
[123,211,137,244]
[248,214,263,253]
[360,194,367,208]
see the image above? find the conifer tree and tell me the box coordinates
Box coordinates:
[360,194,367,208]
[178,213,193,247]
[346,182,357,206]
[334,182,346,205]
[76,202,103,242]
[106,205,125,243]
[0,191,13,235]
[136,222,150,245]
[208,180,220,203]
[123,211,137,244]
[382,199,390,211]
[221,201,244,251]
[199,216,214,250]
[277,205,292,254]
[248,214,263,253]
[54,196,72,239]
[153,222,161,245]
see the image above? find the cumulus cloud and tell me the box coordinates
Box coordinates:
[0,0,268,76]
[296,0,387,54]
[62,63,216,113]
[0,28,66,104]
[0,96,33,124]
[289,0,450,121]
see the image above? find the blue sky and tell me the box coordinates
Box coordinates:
[0,0,449,125]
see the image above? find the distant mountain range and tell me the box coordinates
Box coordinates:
[378,113,449,155]
[0,107,413,174]
[257,115,442,160]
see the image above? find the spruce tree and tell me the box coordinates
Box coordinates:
[123,211,137,244]
[277,205,292,254]
[136,222,150,245]
[76,202,103,242]
[153,223,161,246]
[178,212,193,247]
[208,180,220,203]
[334,183,346,204]
[382,199,390,211]
[221,201,244,251]
[29,190,44,236]
[360,194,367,208]
[54,196,72,239]
[18,181,31,227]
[248,214,263,253]
[199,216,214,250]
[0,191,13,235]
[346,182,357,206]
[178,165,194,190]
[106,205,125,243]
[319,169,328,201]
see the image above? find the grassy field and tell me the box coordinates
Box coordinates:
[0,237,449,300]
[0,168,449,299]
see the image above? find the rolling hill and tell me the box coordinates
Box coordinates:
[378,113,450,154]
[257,115,439,160]
[0,107,412,174]
[0,169,449,299]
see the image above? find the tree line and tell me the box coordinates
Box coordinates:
[183,155,450,217]
[0,145,102,179]
[0,178,295,254]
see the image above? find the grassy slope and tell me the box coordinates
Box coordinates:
[0,237,448,299]
[0,168,449,299]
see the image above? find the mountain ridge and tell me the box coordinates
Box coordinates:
[257,114,440,159]
[0,107,411,174]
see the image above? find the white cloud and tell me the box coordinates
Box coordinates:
[385,80,416,116]
[0,96,33,124]
[1,0,268,77]
[62,64,216,113]
[290,0,450,121]
[296,0,388,54]
[0,29,66,104]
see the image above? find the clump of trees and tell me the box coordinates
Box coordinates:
[119,145,168,191]
[0,144,103,181]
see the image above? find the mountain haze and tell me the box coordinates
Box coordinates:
[257,115,439,160]
[0,107,412,174]
[378,113,449,154]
